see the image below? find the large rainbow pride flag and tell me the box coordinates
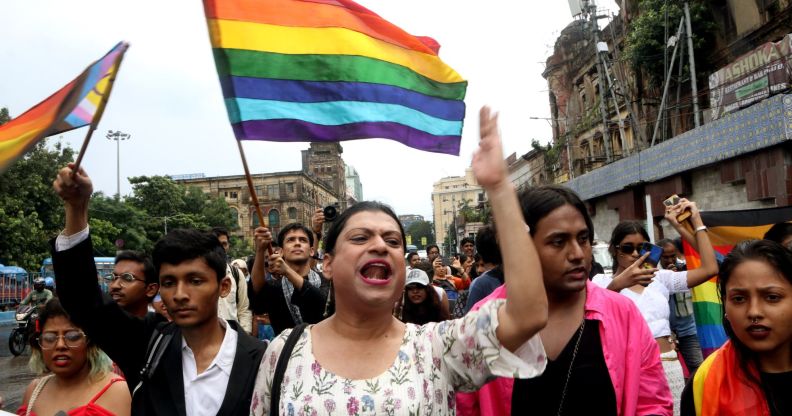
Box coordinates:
[0,42,128,173]
[683,206,792,357]
[203,0,467,155]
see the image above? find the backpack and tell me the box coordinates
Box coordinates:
[132,321,176,400]
[433,278,458,310]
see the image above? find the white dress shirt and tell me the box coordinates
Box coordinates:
[183,319,238,416]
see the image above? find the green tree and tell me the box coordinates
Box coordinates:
[0,107,75,270]
[90,192,151,252]
[88,218,122,256]
[405,220,434,249]
[623,0,715,87]
[127,175,238,244]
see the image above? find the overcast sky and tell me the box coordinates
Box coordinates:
[1,1,618,220]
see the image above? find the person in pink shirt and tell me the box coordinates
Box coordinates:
[457,185,672,416]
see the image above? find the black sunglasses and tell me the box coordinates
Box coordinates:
[616,243,641,255]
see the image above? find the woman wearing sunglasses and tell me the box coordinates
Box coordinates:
[18,298,130,416]
[592,198,718,416]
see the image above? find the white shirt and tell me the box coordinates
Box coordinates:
[592,269,689,338]
[182,319,238,416]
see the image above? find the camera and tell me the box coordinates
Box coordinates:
[323,203,341,222]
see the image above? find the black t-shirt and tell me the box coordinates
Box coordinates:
[762,370,792,416]
[512,319,617,416]
[681,368,792,416]
[250,271,331,335]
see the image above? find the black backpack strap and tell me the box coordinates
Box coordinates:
[270,323,308,416]
[132,321,175,399]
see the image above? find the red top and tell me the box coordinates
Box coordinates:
[17,377,124,416]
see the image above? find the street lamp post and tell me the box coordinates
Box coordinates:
[106,130,131,199]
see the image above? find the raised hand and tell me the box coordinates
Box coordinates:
[471,106,507,191]
[53,163,93,207]
[311,208,325,236]
[254,226,273,253]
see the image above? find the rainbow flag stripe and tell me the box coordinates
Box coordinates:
[0,42,127,173]
[204,0,467,155]
[683,206,792,357]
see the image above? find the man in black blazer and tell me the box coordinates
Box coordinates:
[51,164,266,415]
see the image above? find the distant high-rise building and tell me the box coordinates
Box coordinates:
[345,164,363,203]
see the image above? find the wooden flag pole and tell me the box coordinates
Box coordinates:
[236,139,273,254]
[72,42,130,173]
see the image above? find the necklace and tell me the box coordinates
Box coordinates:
[556,319,586,416]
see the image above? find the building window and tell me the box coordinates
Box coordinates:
[288,207,297,220]
[286,182,295,193]
[269,209,281,229]
[252,212,260,227]
[267,184,279,199]
[229,191,238,199]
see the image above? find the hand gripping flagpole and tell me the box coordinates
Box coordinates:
[72,42,130,174]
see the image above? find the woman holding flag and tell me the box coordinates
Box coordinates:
[250,107,549,415]
[681,239,792,416]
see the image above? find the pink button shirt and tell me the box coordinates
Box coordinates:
[456,280,672,416]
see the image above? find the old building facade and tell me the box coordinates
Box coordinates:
[176,142,349,244]
[543,1,792,240]
[176,171,338,244]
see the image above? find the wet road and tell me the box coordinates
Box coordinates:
[0,325,36,411]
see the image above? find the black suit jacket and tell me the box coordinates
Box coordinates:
[51,236,266,415]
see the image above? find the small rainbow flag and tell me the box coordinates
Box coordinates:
[0,42,128,173]
[683,206,792,357]
[203,0,467,155]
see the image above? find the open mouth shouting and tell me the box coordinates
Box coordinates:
[359,260,393,285]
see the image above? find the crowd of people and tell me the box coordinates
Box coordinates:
[3,106,791,415]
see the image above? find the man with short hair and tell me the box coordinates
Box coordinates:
[406,252,421,270]
[211,227,252,333]
[426,244,441,264]
[463,226,502,314]
[51,165,265,415]
[107,250,159,318]
[459,237,476,258]
[250,223,329,335]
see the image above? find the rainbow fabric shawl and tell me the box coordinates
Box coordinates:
[203,0,467,155]
[683,206,792,357]
[0,42,128,173]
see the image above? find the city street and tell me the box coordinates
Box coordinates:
[0,325,36,411]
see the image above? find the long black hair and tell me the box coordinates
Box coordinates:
[396,284,448,325]
[323,201,406,254]
[608,221,650,270]
[718,239,792,391]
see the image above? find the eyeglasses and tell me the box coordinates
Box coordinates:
[38,330,86,349]
[103,272,145,286]
[616,243,641,255]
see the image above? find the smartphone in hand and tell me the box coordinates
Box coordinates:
[640,242,663,268]
[663,194,691,222]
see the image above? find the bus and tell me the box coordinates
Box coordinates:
[41,257,116,292]
[0,265,29,309]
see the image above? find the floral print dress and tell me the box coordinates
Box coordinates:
[250,299,546,415]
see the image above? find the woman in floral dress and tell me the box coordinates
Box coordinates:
[250,107,549,415]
